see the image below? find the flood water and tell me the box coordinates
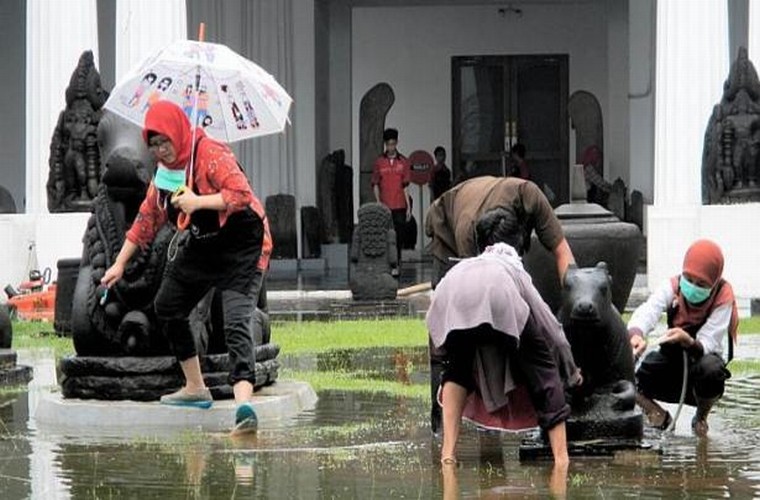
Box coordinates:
[2,345,760,499]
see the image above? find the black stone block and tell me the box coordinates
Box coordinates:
[301,206,322,258]
[266,194,298,259]
[0,349,18,371]
[60,344,280,377]
[55,258,81,336]
[0,365,33,387]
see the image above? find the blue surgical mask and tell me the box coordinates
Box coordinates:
[154,165,186,193]
[679,275,712,305]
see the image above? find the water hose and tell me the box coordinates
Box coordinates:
[666,350,689,433]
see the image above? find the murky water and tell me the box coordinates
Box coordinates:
[2,346,760,499]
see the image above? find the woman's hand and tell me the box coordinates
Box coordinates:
[630,334,647,359]
[573,368,583,388]
[171,189,201,215]
[101,262,125,288]
[661,327,694,348]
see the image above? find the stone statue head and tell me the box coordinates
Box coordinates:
[65,50,108,109]
[332,149,345,166]
[357,203,393,258]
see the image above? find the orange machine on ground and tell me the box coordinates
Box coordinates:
[5,269,56,321]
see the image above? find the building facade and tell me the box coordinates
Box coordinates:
[1,0,759,299]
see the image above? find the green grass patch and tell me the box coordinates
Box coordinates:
[0,385,27,396]
[272,319,428,354]
[10,321,74,357]
[9,317,430,361]
[727,359,760,376]
[282,368,428,400]
[739,316,760,334]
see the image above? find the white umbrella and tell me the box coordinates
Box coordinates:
[104,39,292,143]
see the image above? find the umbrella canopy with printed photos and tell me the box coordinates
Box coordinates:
[104,39,292,143]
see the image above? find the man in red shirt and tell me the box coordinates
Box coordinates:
[371,128,411,273]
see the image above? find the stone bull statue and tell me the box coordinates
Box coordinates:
[557,263,643,448]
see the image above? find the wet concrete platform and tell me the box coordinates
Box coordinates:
[34,380,317,436]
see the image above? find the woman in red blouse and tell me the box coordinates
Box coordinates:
[102,101,270,433]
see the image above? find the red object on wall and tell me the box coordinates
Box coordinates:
[408,150,434,186]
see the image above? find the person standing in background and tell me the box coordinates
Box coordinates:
[509,143,531,180]
[430,146,452,200]
[372,128,411,274]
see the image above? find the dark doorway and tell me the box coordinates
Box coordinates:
[452,54,569,205]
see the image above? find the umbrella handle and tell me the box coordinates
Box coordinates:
[178,212,190,231]
[172,185,192,231]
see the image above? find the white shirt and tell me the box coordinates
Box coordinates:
[627,279,732,357]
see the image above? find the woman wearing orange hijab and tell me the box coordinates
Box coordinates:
[628,239,738,437]
[102,101,271,433]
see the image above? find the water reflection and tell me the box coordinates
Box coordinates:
[284,346,429,385]
[0,348,760,498]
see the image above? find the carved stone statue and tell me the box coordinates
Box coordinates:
[521,263,643,458]
[70,112,167,356]
[47,50,110,212]
[359,84,395,205]
[569,90,604,172]
[63,112,279,401]
[0,305,33,387]
[0,305,12,350]
[334,150,355,244]
[317,152,337,242]
[349,203,398,301]
[558,263,642,445]
[317,149,354,244]
[266,194,298,259]
[702,47,760,204]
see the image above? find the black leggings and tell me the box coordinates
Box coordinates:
[154,272,263,386]
[391,208,406,264]
[636,345,730,404]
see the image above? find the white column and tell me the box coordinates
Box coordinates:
[648,1,736,297]
[750,0,760,63]
[25,0,99,215]
[653,0,729,206]
[115,0,187,84]
[293,0,315,207]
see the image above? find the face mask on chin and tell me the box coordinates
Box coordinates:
[679,275,712,305]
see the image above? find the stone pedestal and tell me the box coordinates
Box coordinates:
[60,346,280,401]
[35,380,317,436]
[0,349,33,387]
[328,300,413,320]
